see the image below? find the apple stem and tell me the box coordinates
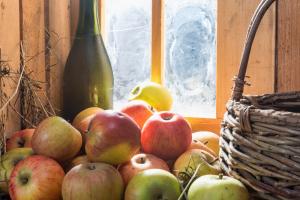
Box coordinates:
[87,165,96,170]
[139,157,146,164]
[131,86,140,95]
[219,173,224,180]
[20,177,29,185]
[17,138,26,147]
[150,106,155,112]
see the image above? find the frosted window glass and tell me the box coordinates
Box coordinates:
[165,0,216,117]
[105,0,151,109]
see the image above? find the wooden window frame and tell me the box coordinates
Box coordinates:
[97,0,223,133]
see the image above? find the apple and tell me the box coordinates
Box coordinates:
[188,137,217,157]
[31,116,82,162]
[125,169,181,200]
[192,131,220,155]
[72,107,104,149]
[62,163,124,200]
[6,129,35,151]
[120,100,155,129]
[119,153,169,185]
[141,111,192,160]
[9,155,65,200]
[173,149,221,181]
[129,82,173,111]
[72,107,103,129]
[85,110,141,165]
[64,155,89,172]
[0,148,33,193]
[188,174,249,200]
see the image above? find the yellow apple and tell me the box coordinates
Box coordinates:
[173,149,221,181]
[129,82,173,111]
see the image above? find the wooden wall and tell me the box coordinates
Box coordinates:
[0,0,71,136]
[0,0,300,135]
[277,1,300,92]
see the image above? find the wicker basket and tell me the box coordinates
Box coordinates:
[220,0,300,199]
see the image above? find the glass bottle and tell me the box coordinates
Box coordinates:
[63,0,113,121]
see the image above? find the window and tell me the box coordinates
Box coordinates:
[164,0,216,118]
[105,0,152,109]
[104,0,217,130]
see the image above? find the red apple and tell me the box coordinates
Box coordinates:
[32,116,82,162]
[119,153,169,185]
[6,129,35,151]
[62,163,124,200]
[141,112,192,160]
[85,110,141,165]
[120,100,155,129]
[0,148,34,193]
[9,155,65,200]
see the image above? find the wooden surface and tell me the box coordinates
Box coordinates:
[217,0,276,119]
[20,0,47,126]
[0,0,21,135]
[48,0,71,114]
[277,1,300,92]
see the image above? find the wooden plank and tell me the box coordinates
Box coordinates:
[277,1,300,92]
[48,0,71,114]
[0,0,21,136]
[216,0,276,119]
[20,0,47,126]
[151,0,164,84]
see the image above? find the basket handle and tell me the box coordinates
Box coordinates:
[231,0,276,101]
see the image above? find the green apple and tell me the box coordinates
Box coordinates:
[125,169,181,200]
[0,148,33,193]
[173,149,220,182]
[188,174,249,200]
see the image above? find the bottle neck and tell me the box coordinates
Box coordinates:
[76,0,100,36]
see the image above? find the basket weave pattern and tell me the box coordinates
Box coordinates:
[221,93,300,199]
[219,0,300,199]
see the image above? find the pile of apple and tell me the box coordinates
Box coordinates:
[0,83,249,200]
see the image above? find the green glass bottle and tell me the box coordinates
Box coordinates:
[63,0,113,121]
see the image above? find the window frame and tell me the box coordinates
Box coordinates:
[151,0,221,133]
[99,0,222,133]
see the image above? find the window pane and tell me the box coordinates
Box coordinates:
[105,0,151,109]
[165,0,216,118]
